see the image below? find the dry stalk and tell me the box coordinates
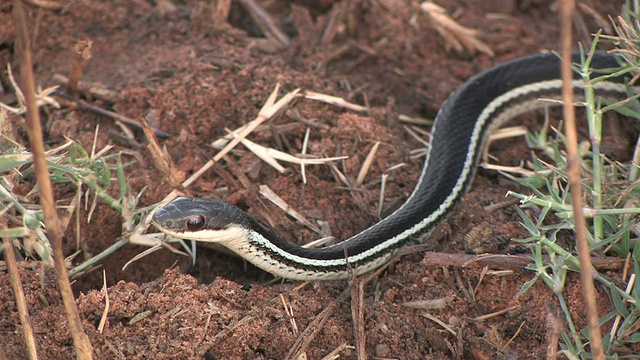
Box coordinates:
[67,39,92,96]
[545,304,565,360]
[559,0,603,357]
[97,270,109,333]
[140,114,185,191]
[350,277,367,360]
[3,236,38,360]
[12,0,93,357]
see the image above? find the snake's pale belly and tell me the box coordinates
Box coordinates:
[153,52,631,280]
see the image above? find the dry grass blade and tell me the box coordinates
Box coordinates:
[482,126,529,165]
[378,172,389,219]
[143,87,302,252]
[479,163,538,177]
[235,136,286,173]
[576,3,612,33]
[403,125,430,148]
[356,141,380,187]
[212,0,231,26]
[402,297,450,310]
[300,127,311,183]
[303,91,367,112]
[22,0,64,9]
[98,270,109,334]
[122,244,163,271]
[605,16,640,82]
[211,123,303,149]
[210,84,281,149]
[487,126,528,142]
[608,273,635,339]
[398,113,433,126]
[420,312,457,335]
[214,86,300,162]
[326,162,351,188]
[259,185,322,234]
[500,321,525,352]
[212,88,364,151]
[472,305,518,321]
[0,65,59,115]
[319,343,353,360]
[280,294,299,337]
[301,236,335,249]
[226,130,348,174]
[320,1,347,46]
[419,1,494,56]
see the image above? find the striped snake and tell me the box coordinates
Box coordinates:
[153,52,631,280]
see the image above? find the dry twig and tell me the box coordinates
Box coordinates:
[55,93,168,139]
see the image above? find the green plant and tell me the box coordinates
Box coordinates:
[506,27,640,358]
[0,121,136,273]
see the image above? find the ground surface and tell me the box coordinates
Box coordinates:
[0,0,635,359]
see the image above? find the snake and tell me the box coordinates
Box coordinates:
[152,51,631,280]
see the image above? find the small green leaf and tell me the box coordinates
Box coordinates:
[116,155,127,200]
[0,227,30,237]
[610,282,630,318]
[517,275,539,297]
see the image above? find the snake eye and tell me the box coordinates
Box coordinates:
[186,214,206,231]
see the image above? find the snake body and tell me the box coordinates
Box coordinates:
[153,52,630,280]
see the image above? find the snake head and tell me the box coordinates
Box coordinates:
[152,197,250,241]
